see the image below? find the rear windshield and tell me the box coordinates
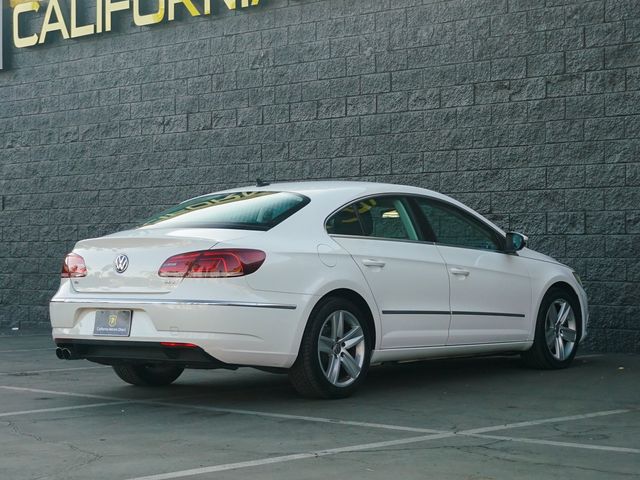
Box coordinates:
[141,191,309,230]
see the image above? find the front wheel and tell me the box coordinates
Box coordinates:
[112,364,184,386]
[289,297,372,399]
[522,288,581,369]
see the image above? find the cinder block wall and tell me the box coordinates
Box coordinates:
[1,0,639,352]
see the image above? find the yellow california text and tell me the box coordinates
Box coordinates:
[12,0,260,48]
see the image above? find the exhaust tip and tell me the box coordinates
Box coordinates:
[56,347,74,360]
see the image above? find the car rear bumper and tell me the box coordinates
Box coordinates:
[54,339,234,369]
[50,289,313,369]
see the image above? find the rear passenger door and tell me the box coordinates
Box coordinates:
[327,195,451,348]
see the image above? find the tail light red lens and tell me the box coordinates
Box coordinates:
[158,249,266,278]
[61,253,87,278]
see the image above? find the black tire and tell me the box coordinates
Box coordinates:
[522,287,581,369]
[112,364,184,386]
[289,296,372,399]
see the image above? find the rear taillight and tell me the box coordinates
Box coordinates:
[61,253,87,278]
[158,249,266,278]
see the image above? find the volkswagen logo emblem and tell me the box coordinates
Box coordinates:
[114,254,129,274]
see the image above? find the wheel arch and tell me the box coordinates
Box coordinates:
[536,280,586,340]
[317,288,377,348]
[293,285,381,360]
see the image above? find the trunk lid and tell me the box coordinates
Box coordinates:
[70,228,259,294]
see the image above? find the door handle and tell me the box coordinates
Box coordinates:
[450,267,470,277]
[362,259,386,268]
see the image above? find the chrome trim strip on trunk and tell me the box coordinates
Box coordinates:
[50,298,297,310]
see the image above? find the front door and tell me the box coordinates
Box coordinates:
[413,197,532,345]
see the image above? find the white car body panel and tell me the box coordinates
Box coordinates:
[332,236,451,348]
[437,245,532,345]
[50,181,589,370]
[71,228,261,294]
[51,280,308,368]
[525,253,589,340]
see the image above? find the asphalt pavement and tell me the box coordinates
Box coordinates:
[0,335,638,480]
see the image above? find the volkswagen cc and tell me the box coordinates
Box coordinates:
[51,181,588,398]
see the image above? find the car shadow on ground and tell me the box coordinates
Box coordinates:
[96,353,602,406]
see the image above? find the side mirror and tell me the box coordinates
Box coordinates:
[505,231,527,253]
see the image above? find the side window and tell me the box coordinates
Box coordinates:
[416,198,501,251]
[327,196,419,241]
[326,205,363,236]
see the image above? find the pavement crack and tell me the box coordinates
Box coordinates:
[5,420,43,442]
[64,442,104,465]
[460,443,638,477]
[2,419,103,478]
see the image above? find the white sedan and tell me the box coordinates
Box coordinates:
[50,181,588,398]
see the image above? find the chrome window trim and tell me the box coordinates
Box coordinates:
[324,193,508,252]
[328,233,435,246]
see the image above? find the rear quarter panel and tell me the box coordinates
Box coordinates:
[227,229,383,351]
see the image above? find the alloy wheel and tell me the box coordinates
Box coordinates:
[317,310,366,387]
[544,299,578,361]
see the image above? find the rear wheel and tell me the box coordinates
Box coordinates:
[522,288,581,369]
[112,364,184,386]
[289,297,372,399]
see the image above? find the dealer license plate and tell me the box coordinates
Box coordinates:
[93,310,132,337]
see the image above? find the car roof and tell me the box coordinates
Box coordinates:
[188,180,506,235]
[215,180,446,201]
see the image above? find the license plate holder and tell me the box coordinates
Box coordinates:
[93,310,132,337]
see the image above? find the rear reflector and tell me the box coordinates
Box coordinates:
[160,342,199,348]
[158,249,266,278]
[61,253,87,278]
